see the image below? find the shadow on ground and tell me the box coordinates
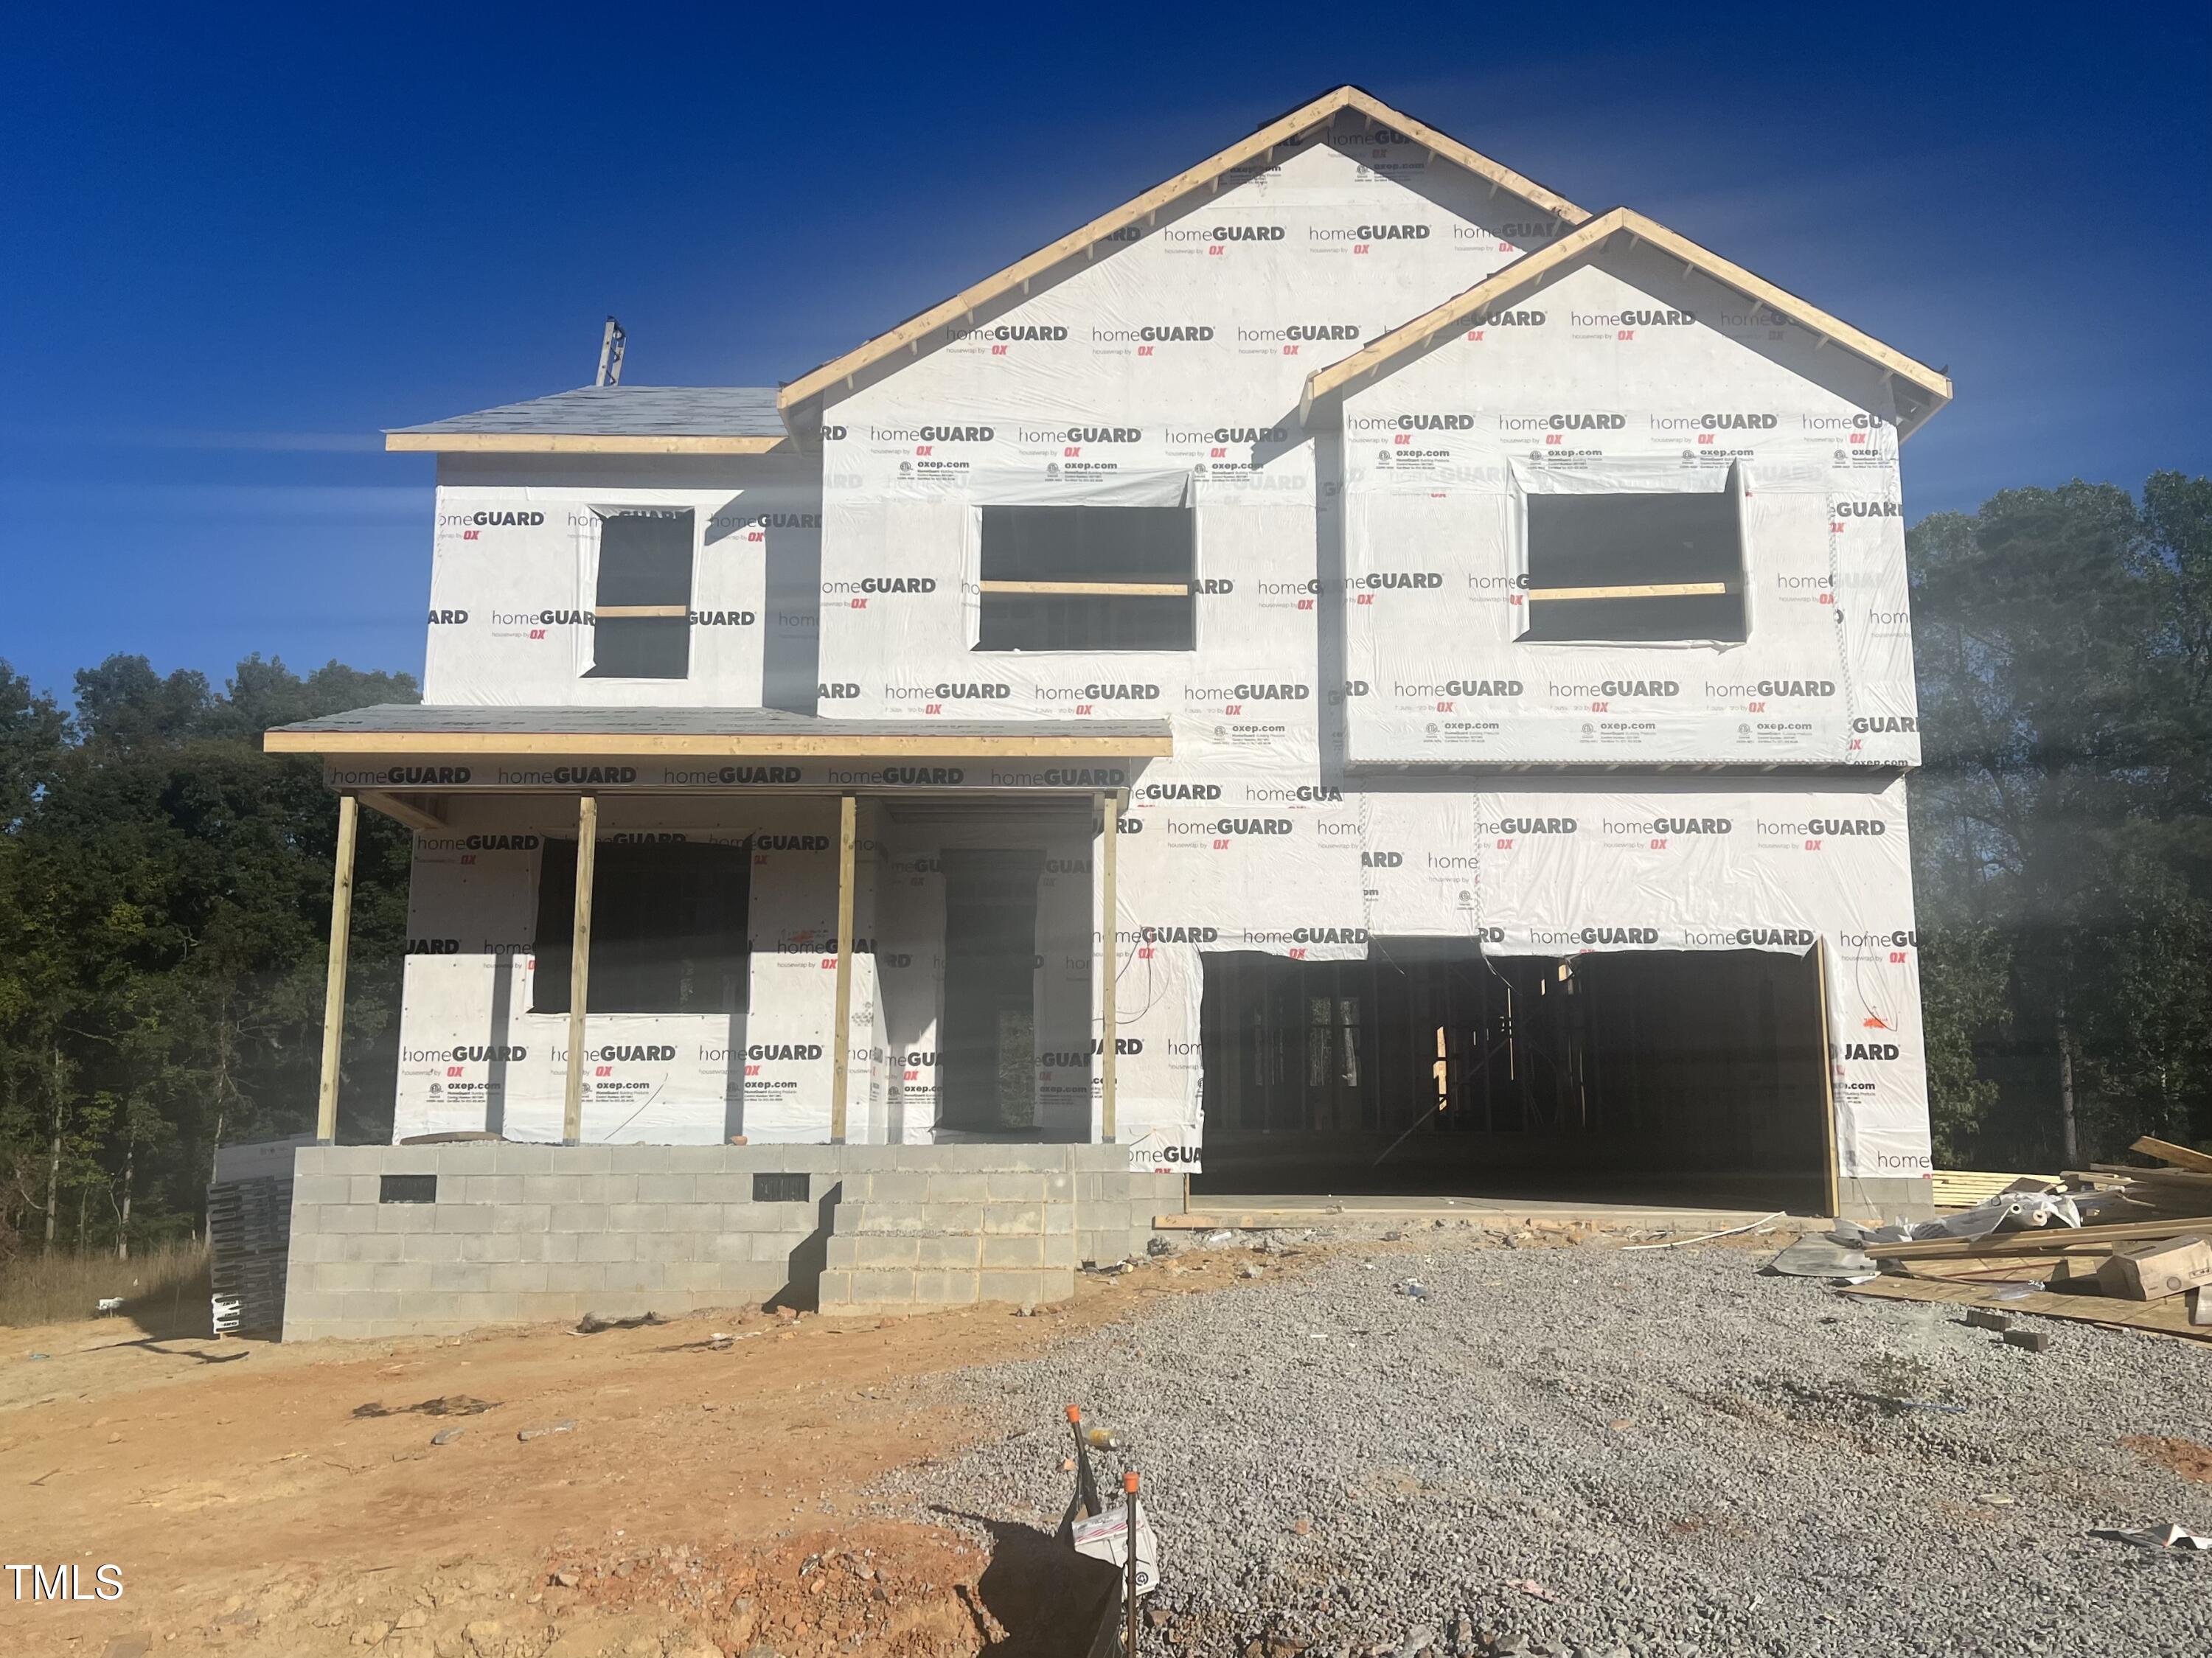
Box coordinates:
[936,1510,1120,1656]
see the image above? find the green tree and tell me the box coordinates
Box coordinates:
[1910,473,2212,1168]
[0,654,416,1259]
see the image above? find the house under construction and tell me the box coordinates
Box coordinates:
[264,86,1949,1339]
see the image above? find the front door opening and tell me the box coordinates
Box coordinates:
[1197,944,1831,1211]
[939,851,1044,1134]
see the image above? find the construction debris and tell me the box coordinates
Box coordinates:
[1766,1236,1876,1278]
[573,1312,667,1334]
[2095,1235,2212,1300]
[1822,1138,2212,1346]
[2091,1522,2212,1552]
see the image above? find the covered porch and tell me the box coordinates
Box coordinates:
[262,706,1172,1152]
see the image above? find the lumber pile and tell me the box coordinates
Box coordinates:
[1929,1169,2057,1208]
[1845,1138,2212,1345]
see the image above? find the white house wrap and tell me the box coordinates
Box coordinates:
[277,86,1952,1217]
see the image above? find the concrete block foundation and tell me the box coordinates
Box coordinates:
[282,1143,1182,1341]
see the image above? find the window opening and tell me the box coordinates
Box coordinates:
[588,508,694,677]
[532,837,750,1014]
[975,505,1194,651]
[1520,476,1746,642]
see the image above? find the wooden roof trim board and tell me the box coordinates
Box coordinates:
[384,432,790,455]
[773,85,1588,419]
[1298,206,1955,434]
[263,730,1175,759]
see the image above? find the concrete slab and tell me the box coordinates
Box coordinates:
[1160,1193,1830,1230]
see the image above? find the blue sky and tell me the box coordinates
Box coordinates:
[4,5,2207,701]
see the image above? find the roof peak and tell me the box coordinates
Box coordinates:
[1299,206,1952,436]
[774,86,1586,422]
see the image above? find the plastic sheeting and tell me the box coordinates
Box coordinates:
[382,769,1929,1182]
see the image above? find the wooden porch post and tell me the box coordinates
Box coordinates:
[1099,790,1121,1142]
[1815,936,1842,1217]
[562,795,599,1146]
[314,793,360,1143]
[829,793,858,1143]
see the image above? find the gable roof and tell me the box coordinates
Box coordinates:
[773,85,1587,425]
[1298,206,1953,436]
[386,386,789,454]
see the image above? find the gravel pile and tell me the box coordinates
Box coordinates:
[880,1230,2212,1657]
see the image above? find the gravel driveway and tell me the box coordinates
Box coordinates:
[883,1230,2212,1658]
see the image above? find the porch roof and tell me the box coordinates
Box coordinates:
[263,703,1175,759]
[386,386,790,454]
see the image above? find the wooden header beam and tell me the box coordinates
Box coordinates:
[267,730,1175,759]
[358,790,448,835]
[385,432,790,456]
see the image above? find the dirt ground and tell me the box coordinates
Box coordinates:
[0,1248,1275,1658]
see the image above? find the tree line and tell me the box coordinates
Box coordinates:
[1910,470,2212,1168]
[0,470,2206,1256]
[0,658,416,1256]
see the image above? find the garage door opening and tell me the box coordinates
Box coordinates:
[1194,942,1834,1213]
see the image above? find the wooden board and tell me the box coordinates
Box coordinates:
[2095,1163,2212,1185]
[1899,1255,2073,1283]
[978,580,1189,596]
[1927,1170,2058,1208]
[2135,1136,2212,1172]
[1841,1273,2212,1344]
[1866,1214,2212,1261]
[356,790,448,835]
[266,730,1176,759]
[1526,582,1731,602]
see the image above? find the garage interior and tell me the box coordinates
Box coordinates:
[1194,941,1836,1213]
